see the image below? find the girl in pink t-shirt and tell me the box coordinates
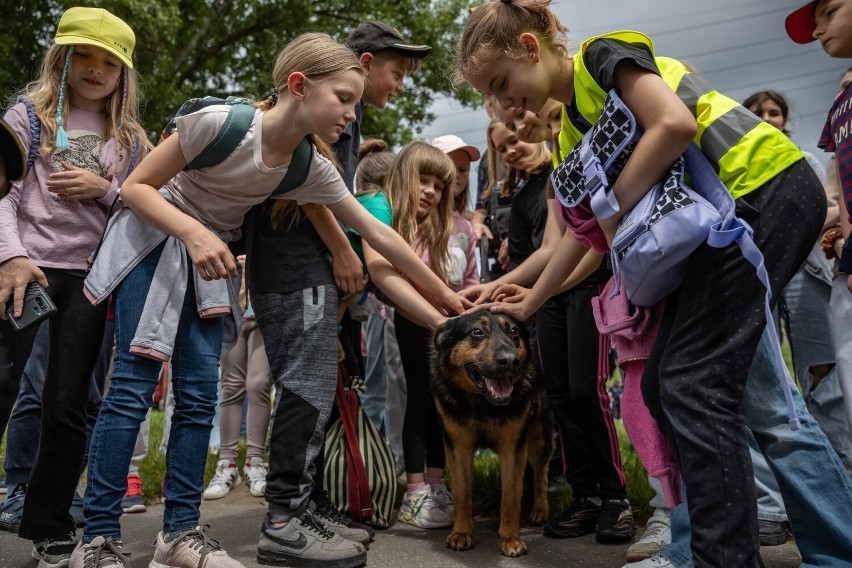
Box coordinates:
[0,7,148,562]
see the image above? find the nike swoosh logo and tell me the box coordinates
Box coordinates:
[263,530,308,550]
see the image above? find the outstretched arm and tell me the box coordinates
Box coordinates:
[490,229,589,321]
[363,242,446,331]
[304,203,364,297]
[328,194,469,316]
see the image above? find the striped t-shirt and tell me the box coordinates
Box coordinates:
[820,84,852,220]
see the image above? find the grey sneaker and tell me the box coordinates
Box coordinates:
[308,499,372,546]
[68,537,129,568]
[32,531,78,568]
[150,525,244,568]
[257,511,366,568]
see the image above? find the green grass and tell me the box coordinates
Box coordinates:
[0,410,653,523]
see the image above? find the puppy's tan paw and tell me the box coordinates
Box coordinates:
[529,505,548,525]
[498,537,528,557]
[447,531,475,551]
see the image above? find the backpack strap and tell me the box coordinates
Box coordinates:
[17,96,41,174]
[270,136,312,197]
[185,103,255,171]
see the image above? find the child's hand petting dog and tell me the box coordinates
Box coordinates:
[458,281,502,305]
[489,283,529,304]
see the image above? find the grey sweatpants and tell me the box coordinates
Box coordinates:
[253,285,338,520]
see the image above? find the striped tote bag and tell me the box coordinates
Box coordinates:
[323,365,397,528]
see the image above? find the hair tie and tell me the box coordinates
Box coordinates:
[55,46,74,150]
[268,90,279,106]
[500,0,512,4]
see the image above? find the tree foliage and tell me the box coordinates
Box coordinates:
[0,0,481,146]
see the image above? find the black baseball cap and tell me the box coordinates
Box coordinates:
[0,119,26,185]
[346,22,431,57]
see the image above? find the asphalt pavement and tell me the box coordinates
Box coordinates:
[0,489,803,568]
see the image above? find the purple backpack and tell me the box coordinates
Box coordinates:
[553,89,741,307]
[551,89,801,429]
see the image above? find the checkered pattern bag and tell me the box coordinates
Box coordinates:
[552,90,722,306]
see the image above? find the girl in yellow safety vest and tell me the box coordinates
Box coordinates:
[456,2,852,568]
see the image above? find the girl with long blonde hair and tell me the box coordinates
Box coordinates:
[0,8,149,566]
[78,32,465,568]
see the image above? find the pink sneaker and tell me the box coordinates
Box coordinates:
[149,526,244,568]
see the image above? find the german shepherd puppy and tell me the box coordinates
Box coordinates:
[431,311,554,557]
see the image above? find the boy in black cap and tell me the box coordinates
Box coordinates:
[304,21,431,544]
[0,118,26,199]
[334,22,431,190]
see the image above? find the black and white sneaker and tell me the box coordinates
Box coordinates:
[257,510,366,568]
[596,498,636,543]
[32,531,78,568]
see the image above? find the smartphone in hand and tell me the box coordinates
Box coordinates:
[5,282,57,332]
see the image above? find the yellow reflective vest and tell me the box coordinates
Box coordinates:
[557,31,803,200]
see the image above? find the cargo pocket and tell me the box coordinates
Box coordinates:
[303,285,326,331]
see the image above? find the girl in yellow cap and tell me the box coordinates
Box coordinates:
[0,6,148,568]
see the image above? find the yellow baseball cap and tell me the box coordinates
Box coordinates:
[54,7,135,68]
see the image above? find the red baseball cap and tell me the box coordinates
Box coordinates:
[786,1,819,44]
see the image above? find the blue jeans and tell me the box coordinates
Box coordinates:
[361,298,388,432]
[750,432,786,522]
[783,264,852,470]
[83,244,223,541]
[660,328,852,568]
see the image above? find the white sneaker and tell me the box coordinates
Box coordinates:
[202,459,241,500]
[621,554,675,568]
[430,482,455,518]
[398,485,453,529]
[626,508,671,562]
[244,457,268,498]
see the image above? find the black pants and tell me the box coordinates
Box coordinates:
[536,284,626,501]
[0,268,108,540]
[642,159,826,568]
[394,313,445,474]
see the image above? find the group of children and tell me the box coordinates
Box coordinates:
[1,1,852,568]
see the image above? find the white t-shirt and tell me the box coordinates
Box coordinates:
[169,105,349,231]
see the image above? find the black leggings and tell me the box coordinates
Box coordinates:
[0,268,108,539]
[536,284,626,501]
[394,313,445,474]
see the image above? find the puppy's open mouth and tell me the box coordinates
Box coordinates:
[466,363,513,405]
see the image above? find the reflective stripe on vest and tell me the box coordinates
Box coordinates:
[560,31,803,199]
